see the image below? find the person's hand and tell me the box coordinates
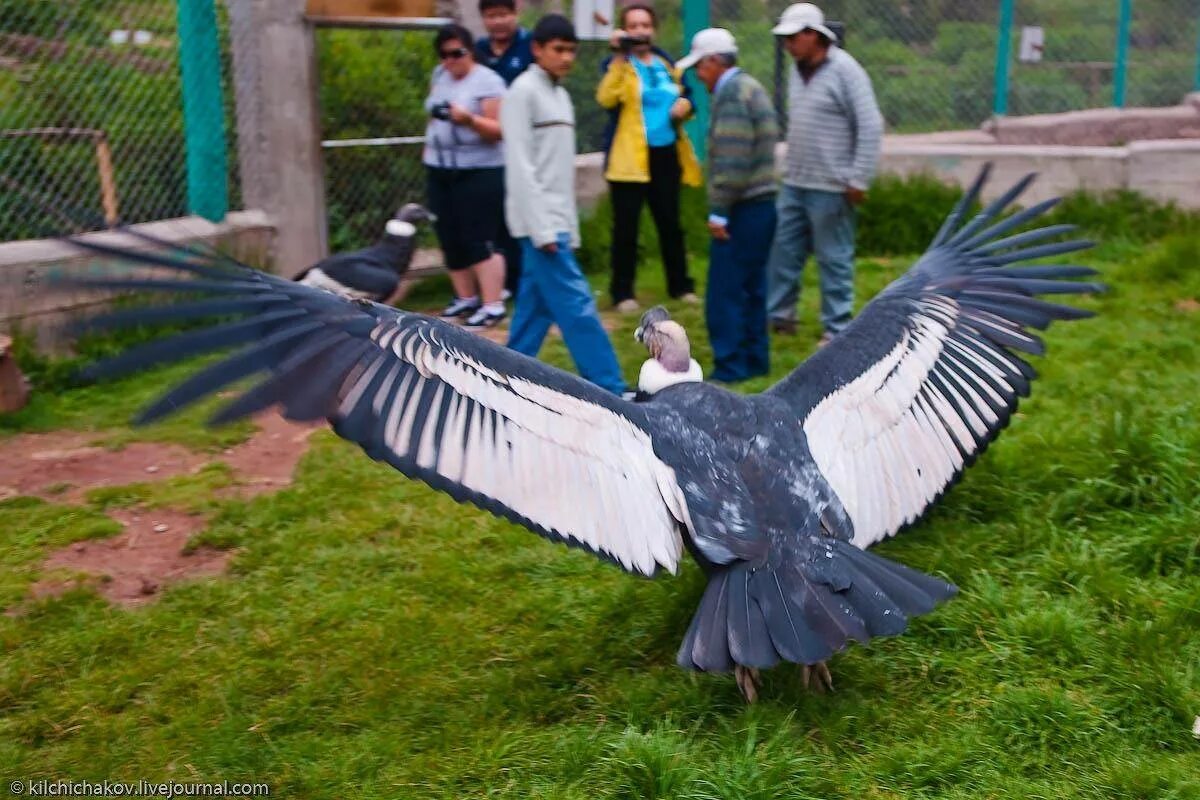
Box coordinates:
[539,241,559,254]
[448,103,474,126]
[707,220,730,241]
[608,28,628,56]
[844,186,867,206]
[669,98,691,122]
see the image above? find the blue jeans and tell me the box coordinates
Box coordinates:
[507,233,626,395]
[707,197,776,383]
[766,185,857,334]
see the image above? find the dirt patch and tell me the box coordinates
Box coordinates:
[219,414,323,498]
[1174,298,1200,313]
[3,413,323,610]
[30,508,226,607]
[0,432,207,503]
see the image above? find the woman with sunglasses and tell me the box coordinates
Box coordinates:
[423,23,509,328]
[596,3,702,314]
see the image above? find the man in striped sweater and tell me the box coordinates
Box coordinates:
[678,28,779,383]
[767,3,883,346]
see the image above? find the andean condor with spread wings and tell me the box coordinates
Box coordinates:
[62,167,1101,701]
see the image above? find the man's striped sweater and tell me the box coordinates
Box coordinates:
[708,69,779,219]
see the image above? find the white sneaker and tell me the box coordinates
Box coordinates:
[678,292,700,305]
[464,307,508,329]
[614,299,640,313]
[440,296,480,318]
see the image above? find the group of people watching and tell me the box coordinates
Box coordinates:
[419,0,882,393]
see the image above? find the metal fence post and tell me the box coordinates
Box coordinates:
[992,0,1015,116]
[176,0,229,221]
[682,0,709,161]
[1113,0,1132,107]
[1194,13,1200,90]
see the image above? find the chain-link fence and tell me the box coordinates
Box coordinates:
[709,0,1199,131]
[0,0,242,242]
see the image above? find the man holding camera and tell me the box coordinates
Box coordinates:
[766,3,883,347]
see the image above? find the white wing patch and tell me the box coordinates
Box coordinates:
[336,322,687,576]
[804,297,1023,549]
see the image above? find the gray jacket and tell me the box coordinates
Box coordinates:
[784,47,883,193]
[501,64,580,248]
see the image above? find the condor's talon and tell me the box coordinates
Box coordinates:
[735,665,761,703]
[802,661,834,693]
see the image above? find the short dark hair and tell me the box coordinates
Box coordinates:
[618,3,657,28]
[478,0,515,13]
[716,53,737,67]
[433,23,474,54]
[531,13,576,45]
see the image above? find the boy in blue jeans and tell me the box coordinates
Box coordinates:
[500,15,626,396]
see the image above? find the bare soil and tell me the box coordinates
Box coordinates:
[2,414,322,608]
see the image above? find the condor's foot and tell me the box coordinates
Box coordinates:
[735,665,762,703]
[802,661,834,693]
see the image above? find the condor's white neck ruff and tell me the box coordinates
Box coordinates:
[638,357,704,395]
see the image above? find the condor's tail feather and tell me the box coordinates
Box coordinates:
[677,541,956,672]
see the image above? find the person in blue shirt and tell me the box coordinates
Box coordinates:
[475,0,533,86]
[474,0,532,299]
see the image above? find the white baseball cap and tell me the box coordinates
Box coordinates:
[771,3,838,42]
[676,27,738,71]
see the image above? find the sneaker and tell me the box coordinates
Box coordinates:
[614,298,640,313]
[678,292,700,305]
[817,331,836,349]
[441,296,480,318]
[770,318,797,336]
[464,307,507,329]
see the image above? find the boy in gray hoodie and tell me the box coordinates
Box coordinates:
[501,14,626,396]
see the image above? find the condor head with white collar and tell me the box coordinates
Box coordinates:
[634,306,703,395]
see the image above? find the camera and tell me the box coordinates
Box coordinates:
[430,101,452,121]
[616,34,650,53]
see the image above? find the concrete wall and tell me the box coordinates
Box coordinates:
[0,211,273,353]
[983,103,1200,146]
[875,138,1200,207]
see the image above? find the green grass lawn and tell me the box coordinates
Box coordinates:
[1,233,1198,798]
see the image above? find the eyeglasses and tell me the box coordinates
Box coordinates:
[439,47,469,60]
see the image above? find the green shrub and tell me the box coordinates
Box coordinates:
[1043,189,1200,243]
[856,172,970,255]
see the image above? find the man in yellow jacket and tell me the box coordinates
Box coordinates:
[596,3,702,313]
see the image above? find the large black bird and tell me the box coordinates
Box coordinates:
[294,203,435,303]
[62,168,1100,701]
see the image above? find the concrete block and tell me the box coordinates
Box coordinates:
[988,104,1200,146]
[0,211,275,353]
[1126,139,1200,207]
[877,143,1128,204]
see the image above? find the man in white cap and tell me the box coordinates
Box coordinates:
[677,28,778,383]
[766,3,882,347]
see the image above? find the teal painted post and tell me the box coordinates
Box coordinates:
[176,0,229,221]
[682,0,710,161]
[1113,0,1132,107]
[992,0,1015,116]
[1193,15,1200,89]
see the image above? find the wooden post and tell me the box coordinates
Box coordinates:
[0,335,31,414]
[94,135,120,227]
